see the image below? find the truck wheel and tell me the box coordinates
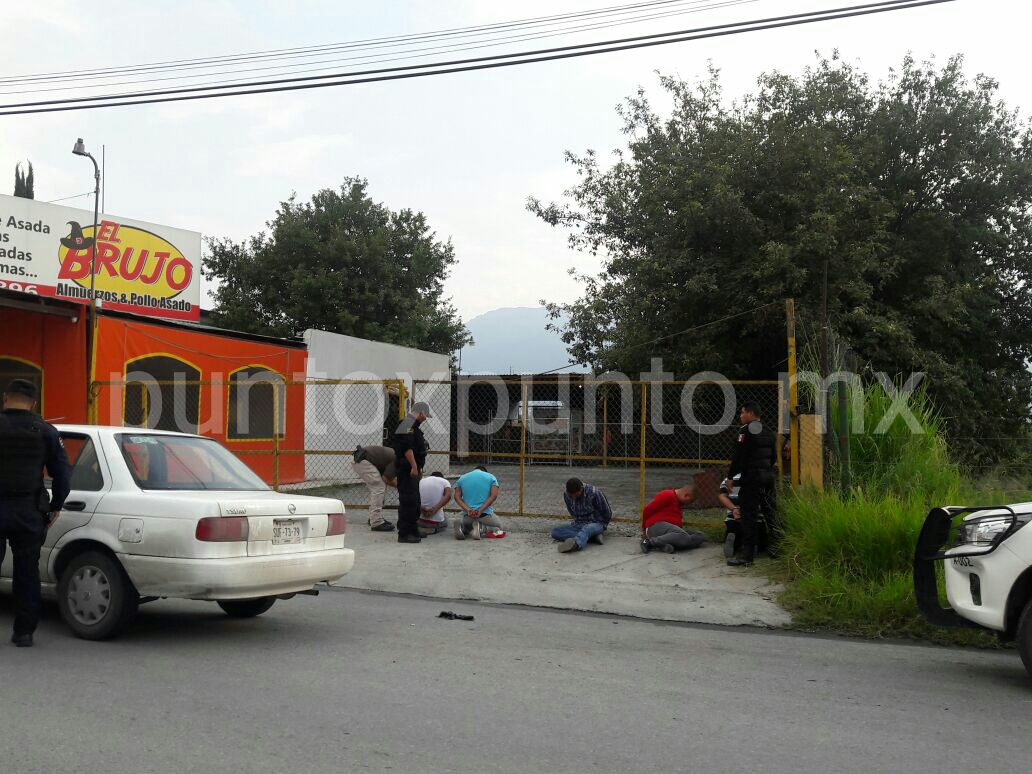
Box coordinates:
[58,551,139,640]
[217,597,276,618]
[1019,598,1032,678]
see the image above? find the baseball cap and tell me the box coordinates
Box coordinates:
[410,401,432,418]
[4,378,38,400]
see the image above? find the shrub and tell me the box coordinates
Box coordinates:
[779,380,1009,645]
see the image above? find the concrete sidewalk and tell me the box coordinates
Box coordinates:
[332,515,791,628]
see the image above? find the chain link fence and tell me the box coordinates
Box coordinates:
[411,378,783,522]
[90,376,798,520]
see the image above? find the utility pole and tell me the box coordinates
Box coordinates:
[838,361,852,496]
[785,299,800,488]
[73,138,101,419]
[820,258,830,486]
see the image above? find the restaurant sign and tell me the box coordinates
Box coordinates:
[0,193,201,321]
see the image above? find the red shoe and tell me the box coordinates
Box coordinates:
[483,529,507,539]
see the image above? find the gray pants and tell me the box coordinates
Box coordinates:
[646,521,706,550]
[458,513,503,534]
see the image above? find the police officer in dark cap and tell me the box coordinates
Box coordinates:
[393,401,431,544]
[726,401,776,567]
[0,379,71,647]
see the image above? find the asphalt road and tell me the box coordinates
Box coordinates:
[0,590,1029,774]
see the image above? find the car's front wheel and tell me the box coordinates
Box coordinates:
[217,597,276,618]
[1018,597,1032,678]
[58,551,139,640]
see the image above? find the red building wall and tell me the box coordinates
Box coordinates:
[0,302,307,486]
[0,306,88,424]
[92,315,308,484]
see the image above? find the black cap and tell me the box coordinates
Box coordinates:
[5,379,38,400]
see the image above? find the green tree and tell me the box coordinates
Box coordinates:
[13,161,33,198]
[530,54,1032,465]
[204,178,471,358]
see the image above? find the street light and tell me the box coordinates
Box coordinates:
[73,137,101,419]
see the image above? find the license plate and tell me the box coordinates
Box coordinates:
[272,519,302,545]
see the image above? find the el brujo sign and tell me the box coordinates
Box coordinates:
[0,193,201,321]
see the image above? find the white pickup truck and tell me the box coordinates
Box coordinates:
[914,504,1032,676]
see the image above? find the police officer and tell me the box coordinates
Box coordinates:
[0,379,71,647]
[393,401,431,544]
[726,401,776,567]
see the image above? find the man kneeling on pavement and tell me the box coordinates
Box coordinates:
[418,472,452,536]
[552,477,611,553]
[453,466,506,539]
[640,484,706,553]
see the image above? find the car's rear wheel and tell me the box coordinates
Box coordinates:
[1018,597,1032,678]
[217,597,276,618]
[58,551,139,640]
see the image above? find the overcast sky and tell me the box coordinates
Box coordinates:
[0,0,1024,323]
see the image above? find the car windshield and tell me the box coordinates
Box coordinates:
[116,433,270,491]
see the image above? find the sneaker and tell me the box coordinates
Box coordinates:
[10,633,32,648]
[398,534,422,544]
[723,533,736,559]
[726,557,754,567]
[453,519,466,540]
[640,539,653,554]
[371,521,395,532]
[558,538,579,553]
[592,532,605,546]
[470,521,482,540]
[483,529,507,539]
[660,543,675,554]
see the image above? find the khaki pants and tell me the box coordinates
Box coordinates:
[353,460,388,526]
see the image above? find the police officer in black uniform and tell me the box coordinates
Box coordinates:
[726,401,776,567]
[0,379,71,647]
[393,401,431,544]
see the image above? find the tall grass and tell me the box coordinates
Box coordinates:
[779,382,1003,644]
[835,385,961,497]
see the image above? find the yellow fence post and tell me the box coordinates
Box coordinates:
[638,382,647,516]
[519,382,528,516]
[400,381,408,419]
[602,388,609,470]
[786,298,800,488]
[87,382,97,425]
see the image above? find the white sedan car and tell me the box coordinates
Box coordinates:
[0,425,355,640]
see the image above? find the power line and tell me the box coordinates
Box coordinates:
[45,191,95,203]
[0,0,954,115]
[0,0,757,97]
[1,0,927,107]
[0,0,718,86]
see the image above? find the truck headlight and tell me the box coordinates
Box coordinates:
[957,513,1030,546]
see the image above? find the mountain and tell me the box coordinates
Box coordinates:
[459,307,576,375]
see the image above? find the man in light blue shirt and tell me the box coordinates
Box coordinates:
[453,466,505,540]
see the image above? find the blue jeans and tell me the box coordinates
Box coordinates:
[551,521,604,549]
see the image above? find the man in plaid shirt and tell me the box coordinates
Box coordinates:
[552,477,612,553]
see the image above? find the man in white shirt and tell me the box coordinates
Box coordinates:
[418,472,452,536]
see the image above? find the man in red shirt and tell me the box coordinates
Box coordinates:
[640,484,706,553]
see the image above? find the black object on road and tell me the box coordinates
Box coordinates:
[438,611,474,621]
